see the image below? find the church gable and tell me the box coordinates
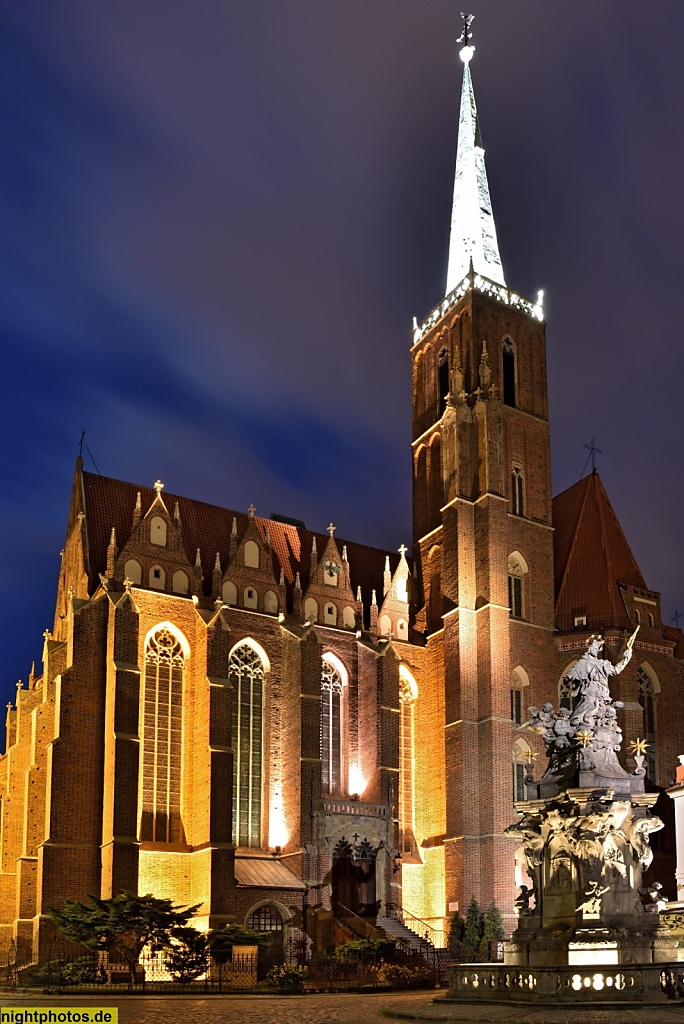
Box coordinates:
[377,547,411,641]
[302,528,358,629]
[113,483,196,597]
[220,512,281,614]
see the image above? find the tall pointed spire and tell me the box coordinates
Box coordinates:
[446,16,506,295]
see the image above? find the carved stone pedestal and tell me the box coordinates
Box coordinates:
[505,787,676,967]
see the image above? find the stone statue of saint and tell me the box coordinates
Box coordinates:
[566,630,638,731]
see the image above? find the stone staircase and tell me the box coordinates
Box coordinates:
[376,912,427,951]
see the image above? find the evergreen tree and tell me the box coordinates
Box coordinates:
[447,910,465,952]
[479,901,505,959]
[165,927,209,983]
[463,897,483,951]
[49,893,200,988]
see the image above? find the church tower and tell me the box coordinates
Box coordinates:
[411,24,555,921]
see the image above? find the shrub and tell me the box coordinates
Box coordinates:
[334,938,395,963]
[265,963,307,990]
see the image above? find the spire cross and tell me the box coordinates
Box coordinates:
[583,438,602,474]
[398,544,408,558]
[154,480,164,495]
[327,522,336,538]
[247,503,257,517]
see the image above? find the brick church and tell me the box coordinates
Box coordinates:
[2,35,683,965]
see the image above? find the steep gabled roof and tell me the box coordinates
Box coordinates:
[553,472,646,632]
[78,469,408,628]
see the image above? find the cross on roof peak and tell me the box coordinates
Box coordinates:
[398,544,408,558]
[327,522,336,537]
[153,480,164,495]
[581,437,603,477]
[247,503,257,517]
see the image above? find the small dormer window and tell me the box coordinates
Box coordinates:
[151,516,167,547]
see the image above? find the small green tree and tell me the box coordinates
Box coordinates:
[49,893,201,988]
[447,909,465,952]
[165,927,209,983]
[479,901,505,960]
[463,897,483,952]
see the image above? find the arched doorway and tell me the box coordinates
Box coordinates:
[247,903,285,959]
[332,838,377,918]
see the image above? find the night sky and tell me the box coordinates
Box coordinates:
[2,2,684,704]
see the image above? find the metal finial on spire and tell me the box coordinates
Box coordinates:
[458,12,475,62]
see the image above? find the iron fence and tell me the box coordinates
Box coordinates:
[5,936,444,994]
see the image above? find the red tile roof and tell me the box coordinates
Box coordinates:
[79,467,408,628]
[552,472,646,632]
[663,624,684,660]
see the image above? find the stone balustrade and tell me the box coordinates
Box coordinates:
[445,962,684,1004]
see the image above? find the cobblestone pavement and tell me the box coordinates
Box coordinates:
[4,991,684,1024]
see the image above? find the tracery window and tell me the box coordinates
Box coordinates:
[399,668,418,856]
[637,665,658,783]
[141,627,185,843]
[230,643,265,846]
[321,655,346,794]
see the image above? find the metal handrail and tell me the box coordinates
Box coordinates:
[383,902,447,949]
[335,903,386,943]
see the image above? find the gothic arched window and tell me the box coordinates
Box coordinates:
[141,626,185,843]
[321,655,347,795]
[512,739,531,803]
[507,552,528,619]
[511,467,524,516]
[399,667,418,856]
[637,665,659,783]
[510,666,529,725]
[230,642,266,847]
[502,338,516,407]
[438,347,449,418]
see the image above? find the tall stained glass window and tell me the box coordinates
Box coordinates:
[230,644,265,846]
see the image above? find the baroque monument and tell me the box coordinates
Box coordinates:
[506,628,675,967]
[446,628,683,1004]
